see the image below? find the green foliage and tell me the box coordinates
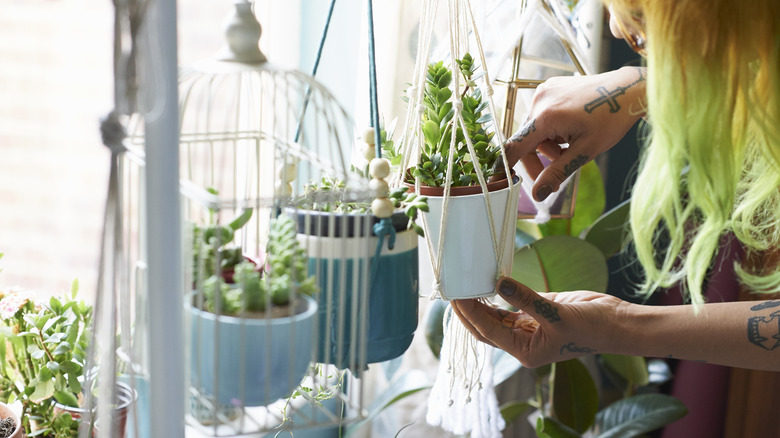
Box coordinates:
[593,394,687,438]
[408,53,501,187]
[198,215,317,315]
[0,279,93,437]
[192,204,253,283]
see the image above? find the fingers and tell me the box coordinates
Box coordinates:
[452,299,533,354]
[450,300,498,348]
[532,147,591,202]
[495,276,560,324]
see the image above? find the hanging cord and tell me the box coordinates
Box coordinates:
[367,0,397,272]
[293,0,338,143]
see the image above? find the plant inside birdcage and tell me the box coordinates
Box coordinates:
[189,210,319,409]
[0,279,135,438]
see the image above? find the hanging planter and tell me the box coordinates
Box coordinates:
[286,175,425,369]
[189,215,319,407]
[399,53,521,300]
[409,171,520,300]
[288,208,419,369]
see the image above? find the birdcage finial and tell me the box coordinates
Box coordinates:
[219,0,267,64]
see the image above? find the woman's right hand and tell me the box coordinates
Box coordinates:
[503,66,647,202]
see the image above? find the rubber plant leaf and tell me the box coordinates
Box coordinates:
[593,393,688,438]
[580,198,631,259]
[501,400,534,426]
[512,235,608,293]
[552,359,599,434]
[536,416,582,438]
[599,354,649,394]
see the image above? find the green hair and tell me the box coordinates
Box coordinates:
[608,0,780,305]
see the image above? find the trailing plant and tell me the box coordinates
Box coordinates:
[197,215,317,316]
[296,176,428,237]
[408,53,502,187]
[0,280,93,437]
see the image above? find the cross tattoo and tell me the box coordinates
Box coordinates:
[584,86,627,113]
[584,68,646,114]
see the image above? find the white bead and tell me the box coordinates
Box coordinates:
[371,198,394,218]
[369,158,391,179]
[362,127,376,146]
[369,178,389,197]
[276,161,297,182]
[275,181,292,197]
[362,143,376,160]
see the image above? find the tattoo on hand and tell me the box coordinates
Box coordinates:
[584,68,646,114]
[560,342,595,355]
[509,119,536,143]
[534,299,561,323]
[747,304,780,350]
[563,154,589,177]
[496,308,509,319]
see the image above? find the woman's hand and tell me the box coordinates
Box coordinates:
[504,66,647,202]
[451,276,628,368]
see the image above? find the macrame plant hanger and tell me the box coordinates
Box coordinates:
[394,0,519,436]
[84,0,148,436]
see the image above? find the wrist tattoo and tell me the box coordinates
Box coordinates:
[534,299,561,323]
[560,342,595,355]
[747,301,780,350]
[583,68,647,114]
[563,154,589,178]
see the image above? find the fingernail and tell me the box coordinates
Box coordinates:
[498,278,517,297]
[536,185,552,202]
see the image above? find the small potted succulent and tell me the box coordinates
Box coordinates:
[0,280,135,437]
[189,213,318,407]
[287,165,426,369]
[405,53,520,300]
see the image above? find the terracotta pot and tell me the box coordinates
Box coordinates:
[407,172,521,300]
[0,402,22,438]
[53,381,137,438]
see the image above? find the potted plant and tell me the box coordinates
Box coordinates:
[405,53,520,300]
[287,169,426,369]
[0,280,136,437]
[0,402,21,438]
[189,213,318,408]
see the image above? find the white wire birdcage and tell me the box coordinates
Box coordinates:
[173,1,377,436]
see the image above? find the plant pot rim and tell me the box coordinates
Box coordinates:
[404,170,519,197]
[189,294,318,325]
[53,381,138,414]
[283,207,410,237]
[0,402,21,438]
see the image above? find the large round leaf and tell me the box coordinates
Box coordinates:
[512,235,608,293]
[581,198,631,259]
[553,359,599,434]
[600,354,649,393]
[539,160,605,238]
[594,393,687,438]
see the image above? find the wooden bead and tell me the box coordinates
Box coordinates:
[369,178,389,197]
[371,197,394,218]
[369,158,391,179]
[275,181,292,197]
[362,127,376,146]
[362,143,376,160]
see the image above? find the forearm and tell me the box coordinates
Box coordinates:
[608,300,780,371]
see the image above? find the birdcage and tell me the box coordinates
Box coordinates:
[174,1,389,435]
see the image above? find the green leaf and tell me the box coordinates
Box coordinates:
[228,208,253,231]
[536,416,582,438]
[500,400,534,425]
[422,120,441,149]
[552,359,599,433]
[475,113,493,124]
[70,278,79,299]
[600,354,649,392]
[67,373,81,394]
[594,394,687,438]
[512,235,608,293]
[581,199,631,259]
[29,379,55,403]
[53,390,80,408]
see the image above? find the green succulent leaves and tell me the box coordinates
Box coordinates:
[411,53,501,188]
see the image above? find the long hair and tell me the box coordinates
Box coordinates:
[607,0,780,305]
